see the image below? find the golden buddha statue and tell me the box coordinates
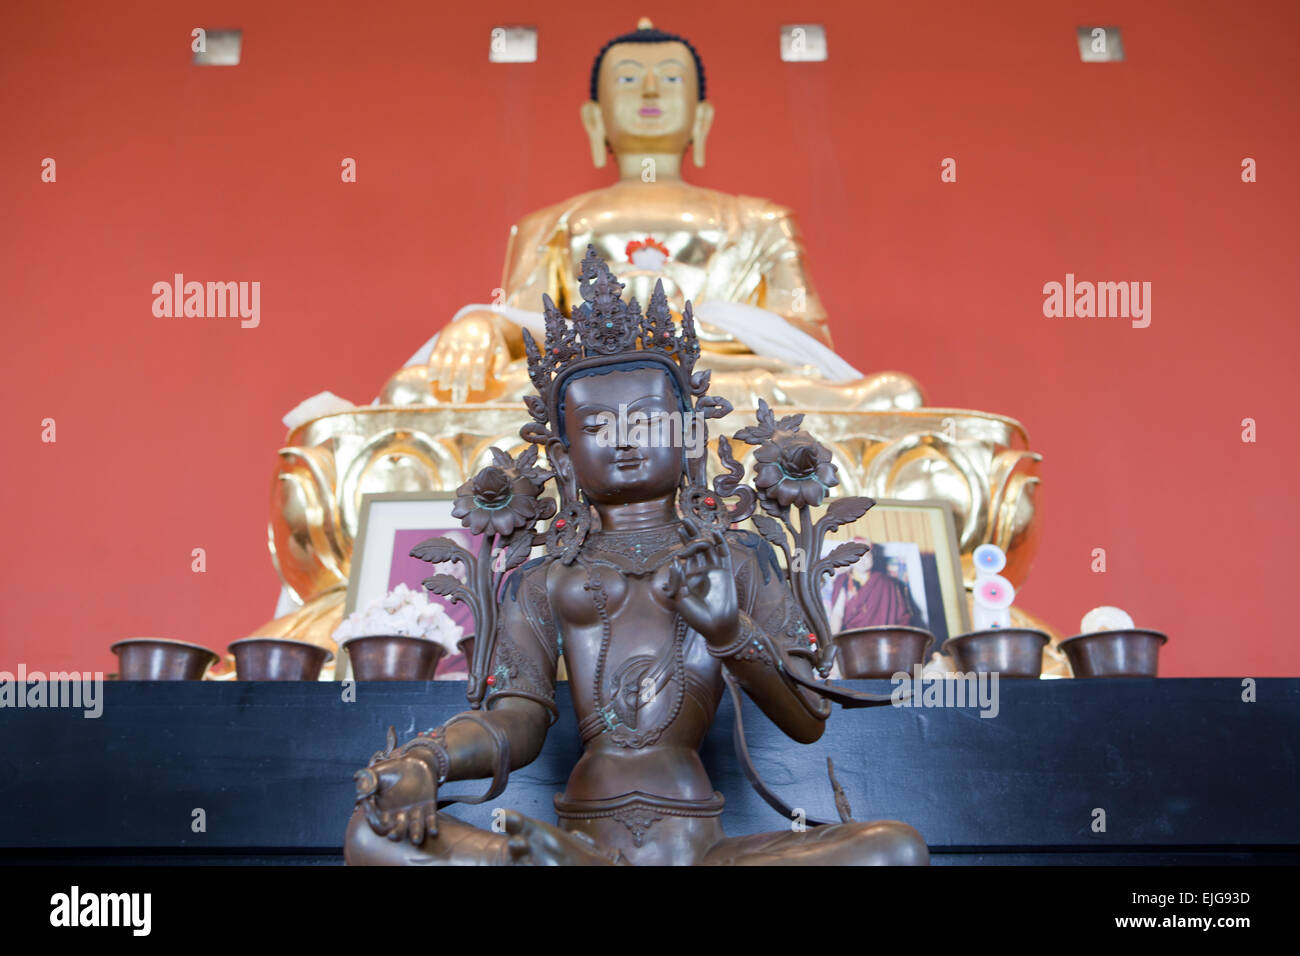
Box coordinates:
[255,20,1058,677]
[380,20,923,412]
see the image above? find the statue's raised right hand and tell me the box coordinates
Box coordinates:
[429,311,512,403]
[657,523,739,647]
[354,739,442,846]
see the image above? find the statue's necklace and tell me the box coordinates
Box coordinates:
[583,522,685,576]
[582,558,686,750]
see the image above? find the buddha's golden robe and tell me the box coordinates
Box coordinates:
[381,187,924,411]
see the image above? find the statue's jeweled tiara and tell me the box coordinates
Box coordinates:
[520,245,724,454]
[524,244,700,393]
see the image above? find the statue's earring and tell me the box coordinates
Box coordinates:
[543,442,589,563]
[691,101,715,168]
[546,501,591,565]
[581,101,608,169]
[547,439,577,502]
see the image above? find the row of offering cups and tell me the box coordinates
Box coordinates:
[112,626,1165,682]
[109,634,470,681]
[836,625,1169,679]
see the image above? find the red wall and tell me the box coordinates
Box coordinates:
[2,0,1296,677]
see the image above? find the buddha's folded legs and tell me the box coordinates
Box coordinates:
[379,359,925,412]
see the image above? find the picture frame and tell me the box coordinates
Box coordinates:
[815,497,970,649]
[344,491,483,680]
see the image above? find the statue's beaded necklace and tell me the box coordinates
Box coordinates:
[581,524,689,749]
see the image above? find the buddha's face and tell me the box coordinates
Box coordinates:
[560,366,685,505]
[593,41,700,156]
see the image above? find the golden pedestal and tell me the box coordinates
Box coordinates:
[253,403,1065,677]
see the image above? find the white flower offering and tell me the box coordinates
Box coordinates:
[332,583,464,653]
[1080,605,1136,633]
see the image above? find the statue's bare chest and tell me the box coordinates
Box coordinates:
[546,530,719,748]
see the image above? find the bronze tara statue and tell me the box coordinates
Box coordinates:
[344,248,929,865]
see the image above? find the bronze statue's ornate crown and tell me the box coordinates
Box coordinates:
[523,244,700,392]
[519,245,725,457]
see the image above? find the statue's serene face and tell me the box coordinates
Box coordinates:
[561,366,685,505]
[595,41,699,156]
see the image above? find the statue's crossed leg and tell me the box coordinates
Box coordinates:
[344,807,927,866]
[345,808,620,866]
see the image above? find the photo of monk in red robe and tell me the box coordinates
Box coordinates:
[826,542,929,634]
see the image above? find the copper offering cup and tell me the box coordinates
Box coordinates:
[834,626,934,679]
[228,637,333,681]
[109,638,220,681]
[941,628,1050,678]
[1058,629,1168,678]
[342,635,445,681]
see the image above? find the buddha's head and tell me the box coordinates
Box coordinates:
[582,19,715,169]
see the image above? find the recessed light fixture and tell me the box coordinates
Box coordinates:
[1077,26,1124,63]
[192,29,242,67]
[490,26,537,63]
[780,24,827,63]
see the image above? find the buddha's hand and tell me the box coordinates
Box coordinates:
[656,524,739,647]
[429,311,512,403]
[354,734,442,846]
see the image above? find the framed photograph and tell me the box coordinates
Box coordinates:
[346,491,484,680]
[816,498,969,648]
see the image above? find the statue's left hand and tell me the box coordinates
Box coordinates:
[656,525,739,646]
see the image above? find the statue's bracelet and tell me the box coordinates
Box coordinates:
[705,613,763,661]
[402,730,451,785]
